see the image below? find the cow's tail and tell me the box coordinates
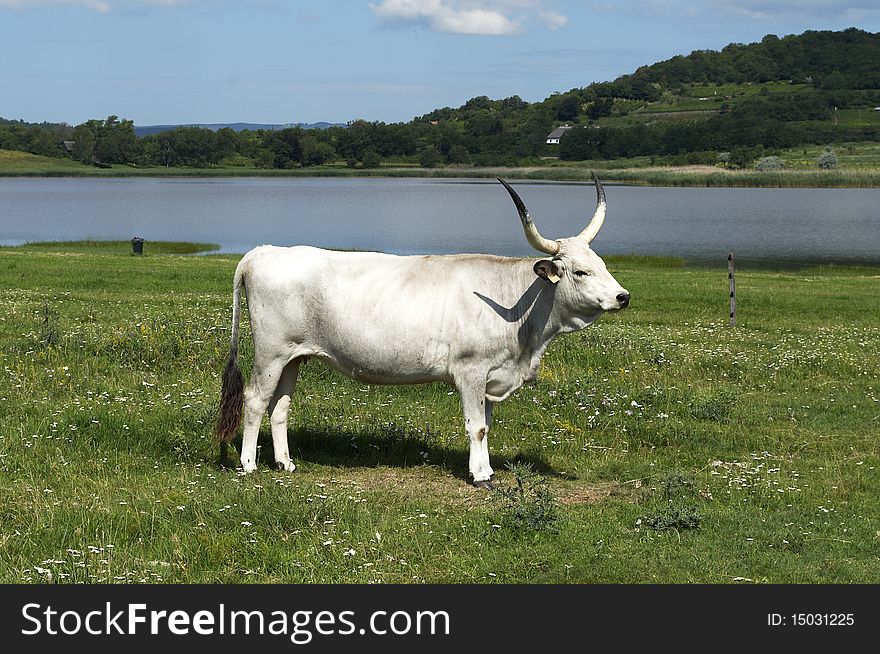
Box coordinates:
[215,262,245,442]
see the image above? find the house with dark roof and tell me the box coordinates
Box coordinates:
[546,125,572,145]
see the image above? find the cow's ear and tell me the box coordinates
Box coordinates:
[534,259,561,284]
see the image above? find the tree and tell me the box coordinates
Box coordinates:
[94,116,138,164]
[70,124,96,163]
[447,144,471,164]
[334,119,375,162]
[728,144,764,168]
[559,127,600,160]
[419,146,444,168]
[300,135,336,166]
[265,128,303,168]
[215,127,239,161]
[555,94,581,121]
[588,98,614,120]
[361,148,382,168]
[71,116,138,164]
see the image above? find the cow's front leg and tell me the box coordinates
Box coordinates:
[481,399,494,481]
[458,380,495,489]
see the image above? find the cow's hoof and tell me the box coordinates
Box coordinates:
[275,460,296,473]
[473,478,495,491]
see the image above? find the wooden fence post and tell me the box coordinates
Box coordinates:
[728,252,736,326]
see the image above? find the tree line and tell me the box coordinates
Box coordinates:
[0,99,559,169]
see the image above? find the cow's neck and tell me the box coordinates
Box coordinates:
[515,264,603,377]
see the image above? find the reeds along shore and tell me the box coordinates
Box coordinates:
[3,146,880,187]
[4,165,880,187]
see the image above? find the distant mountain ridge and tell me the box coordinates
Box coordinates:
[133,122,345,137]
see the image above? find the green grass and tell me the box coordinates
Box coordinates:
[1,242,878,583]
[0,149,92,174]
[682,81,798,99]
[780,141,880,170]
[12,240,220,256]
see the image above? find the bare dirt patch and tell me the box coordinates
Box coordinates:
[312,466,618,507]
[556,485,615,505]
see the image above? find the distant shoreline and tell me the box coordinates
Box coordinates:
[2,164,880,188]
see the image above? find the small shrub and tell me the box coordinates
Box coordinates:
[687,388,736,423]
[640,505,702,531]
[817,148,838,170]
[658,470,697,501]
[496,462,558,532]
[755,155,784,171]
[638,469,702,532]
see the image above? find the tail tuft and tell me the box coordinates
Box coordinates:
[215,350,244,442]
[215,259,246,443]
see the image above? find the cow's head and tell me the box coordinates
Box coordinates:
[499,174,629,322]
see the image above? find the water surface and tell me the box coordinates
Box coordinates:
[1,177,878,264]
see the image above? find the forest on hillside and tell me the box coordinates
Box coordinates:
[3,28,879,169]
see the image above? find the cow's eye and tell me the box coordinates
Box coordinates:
[573,270,589,277]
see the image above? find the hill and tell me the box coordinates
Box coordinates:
[638,28,880,88]
[416,28,880,164]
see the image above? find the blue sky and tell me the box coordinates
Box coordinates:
[2,1,879,126]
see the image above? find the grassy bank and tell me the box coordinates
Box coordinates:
[4,147,880,187]
[0,244,878,583]
[14,240,220,256]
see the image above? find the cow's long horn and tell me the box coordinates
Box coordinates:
[497,178,559,255]
[578,171,607,244]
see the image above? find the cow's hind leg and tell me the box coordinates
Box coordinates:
[458,380,495,488]
[267,358,301,472]
[240,356,288,473]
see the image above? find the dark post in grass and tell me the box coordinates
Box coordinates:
[131,237,144,255]
[728,252,736,327]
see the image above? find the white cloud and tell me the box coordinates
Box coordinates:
[369,0,568,36]
[539,9,566,30]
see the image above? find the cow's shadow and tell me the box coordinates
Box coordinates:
[219,424,572,483]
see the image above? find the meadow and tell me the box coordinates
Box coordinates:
[0,243,878,583]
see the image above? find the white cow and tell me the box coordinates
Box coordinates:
[216,174,629,488]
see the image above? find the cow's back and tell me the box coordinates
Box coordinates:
[239,245,538,385]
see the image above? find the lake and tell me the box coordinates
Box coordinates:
[1,177,879,264]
